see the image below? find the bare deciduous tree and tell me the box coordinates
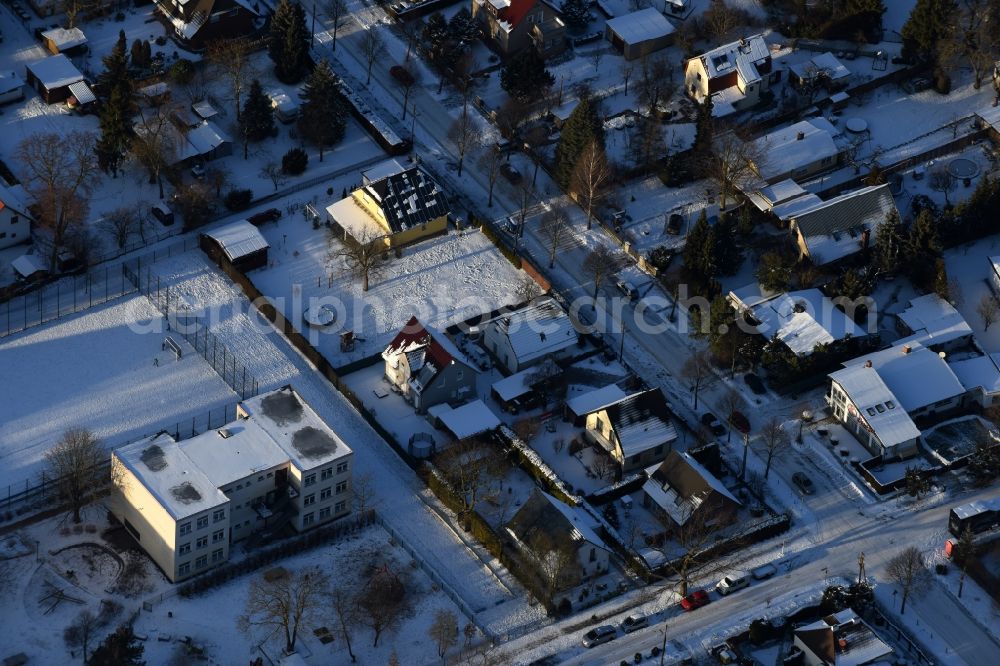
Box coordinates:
[207,37,255,121]
[428,609,459,662]
[720,389,744,443]
[706,130,761,211]
[583,244,616,305]
[64,608,101,662]
[99,207,141,250]
[261,162,286,192]
[515,274,541,303]
[132,106,178,199]
[637,55,672,116]
[571,140,614,230]
[759,417,790,479]
[478,144,504,208]
[681,351,712,411]
[357,563,410,647]
[363,29,383,85]
[929,168,954,206]
[537,544,578,601]
[332,227,387,292]
[979,294,999,331]
[331,583,358,662]
[494,99,529,140]
[352,471,379,515]
[238,566,330,653]
[703,0,740,40]
[46,428,105,523]
[434,438,505,523]
[885,546,930,614]
[665,510,717,596]
[448,109,481,177]
[16,132,99,271]
[325,0,348,52]
[539,206,571,268]
[620,62,634,96]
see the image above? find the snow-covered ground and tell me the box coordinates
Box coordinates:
[0,295,237,492]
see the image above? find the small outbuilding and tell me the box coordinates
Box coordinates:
[25,54,84,104]
[40,27,88,56]
[201,220,270,271]
[0,72,25,105]
[605,8,675,61]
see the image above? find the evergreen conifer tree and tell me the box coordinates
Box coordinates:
[560,0,591,30]
[874,209,905,273]
[269,0,311,84]
[500,48,555,104]
[553,94,604,188]
[88,624,145,666]
[901,0,957,63]
[298,60,347,161]
[95,31,135,176]
[241,79,276,143]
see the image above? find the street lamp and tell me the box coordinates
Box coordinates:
[658,621,669,666]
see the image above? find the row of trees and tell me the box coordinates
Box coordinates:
[902,0,1000,90]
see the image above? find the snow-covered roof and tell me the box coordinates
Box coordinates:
[543,492,607,548]
[11,253,47,279]
[841,345,966,413]
[191,99,218,120]
[788,51,851,84]
[383,316,476,394]
[695,34,770,82]
[67,80,95,105]
[744,288,866,356]
[751,119,840,183]
[486,297,579,366]
[114,432,229,521]
[605,8,676,45]
[949,354,1000,395]
[603,388,677,457]
[268,90,298,113]
[41,27,87,51]
[26,54,83,90]
[796,610,892,666]
[325,197,386,243]
[436,400,501,440]
[362,165,448,234]
[179,420,290,488]
[181,121,229,159]
[829,363,920,449]
[0,71,23,96]
[205,220,269,262]
[728,282,778,311]
[977,103,1000,132]
[642,451,740,526]
[565,383,629,417]
[361,158,408,185]
[747,179,807,211]
[0,182,31,217]
[238,386,353,471]
[771,192,823,221]
[895,293,972,348]
[791,184,897,265]
[492,368,533,402]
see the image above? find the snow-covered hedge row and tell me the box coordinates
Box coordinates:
[498,425,579,505]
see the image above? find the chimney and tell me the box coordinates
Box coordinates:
[861,228,871,250]
[902,345,912,354]
[864,360,873,368]
[796,131,805,140]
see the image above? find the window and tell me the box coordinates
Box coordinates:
[0,233,5,239]
[336,461,348,474]
[196,536,208,549]
[304,493,316,506]
[212,529,224,543]
[178,562,190,576]
[237,484,243,490]
[258,475,264,482]
[875,404,885,414]
[267,471,273,478]
[213,509,225,522]
[243,520,250,527]
[589,547,596,562]
[196,516,208,530]
[886,401,896,409]
[11,216,19,225]
[320,487,332,500]
[211,548,224,563]
[195,555,208,569]
[303,512,315,526]
[319,507,331,519]
[867,408,876,416]
[178,543,191,556]
[304,473,316,487]
[335,480,348,494]
[179,522,192,536]
[335,500,346,513]
[321,467,333,480]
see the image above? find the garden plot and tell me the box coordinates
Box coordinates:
[251,221,532,367]
[922,416,999,467]
[0,294,237,491]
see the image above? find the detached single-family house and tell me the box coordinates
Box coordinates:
[427,400,502,439]
[787,52,851,92]
[642,451,741,533]
[200,220,270,272]
[605,8,675,61]
[505,490,611,597]
[788,184,898,266]
[25,54,85,104]
[326,159,448,249]
[728,284,867,357]
[749,119,843,184]
[894,293,973,352]
[793,609,893,666]
[828,344,966,459]
[156,0,260,48]
[110,386,353,582]
[949,354,1000,409]
[684,34,777,116]
[383,316,478,412]
[472,0,566,58]
[0,183,33,250]
[586,388,677,475]
[482,297,580,374]
[40,27,88,56]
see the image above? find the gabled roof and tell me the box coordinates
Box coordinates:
[642,451,740,526]
[481,0,540,32]
[41,27,87,51]
[788,51,851,84]
[895,293,972,348]
[796,610,893,666]
[383,316,475,393]
[565,383,629,418]
[362,165,448,234]
[506,490,607,554]
[433,400,501,439]
[0,183,32,218]
[605,8,676,44]
[486,297,579,366]
[693,34,770,82]
[604,388,677,457]
[829,363,920,449]
[791,184,897,265]
[751,118,840,182]
[26,54,83,90]
[205,220,269,261]
[743,288,866,356]
[0,71,23,96]
[840,345,965,413]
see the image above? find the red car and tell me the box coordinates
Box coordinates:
[680,589,711,611]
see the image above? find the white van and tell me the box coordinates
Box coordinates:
[716,572,750,596]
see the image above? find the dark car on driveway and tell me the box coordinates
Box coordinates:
[500,163,522,184]
[680,589,711,611]
[701,412,726,437]
[744,373,767,394]
[792,472,815,495]
[247,208,282,226]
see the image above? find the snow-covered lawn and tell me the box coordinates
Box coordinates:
[0,295,237,491]
[944,235,1000,353]
[251,221,533,367]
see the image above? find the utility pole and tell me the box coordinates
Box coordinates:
[740,431,749,480]
[659,621,668,666]
[858,551,866,585]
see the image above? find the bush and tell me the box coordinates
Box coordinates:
[282,147,308,175]
[748,618,775,645]
[933,71,951,95]
[224,189,253,211]
[169,59,195,84]
[935,563,948,575]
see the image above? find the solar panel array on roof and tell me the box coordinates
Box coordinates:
[364,166,448,234]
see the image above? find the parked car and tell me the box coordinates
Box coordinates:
[700,412,726,437]
[151,202,175,226]
[500,163,522,184]
[620,614,648,633]
[716,572,750,596]
[247,208,282,225]
[680,589,711,611]
[729,410,751,435]
[389,65,414,87]
[744,373,766,394]
[666,213,683,235]
[751,563,778,580]
[616,279,639,301]
[792,472,815,495]
[582,625,617,648]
